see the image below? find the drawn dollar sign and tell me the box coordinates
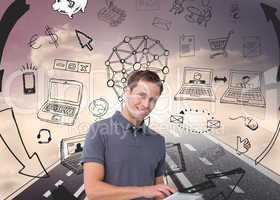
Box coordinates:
[28,34,41,49]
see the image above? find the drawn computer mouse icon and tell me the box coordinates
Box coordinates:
[229,115,258,131]
[52,0,88,19]
[244,117,258,131]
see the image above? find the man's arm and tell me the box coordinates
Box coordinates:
[154,176,166,200]
[84,162,175,200]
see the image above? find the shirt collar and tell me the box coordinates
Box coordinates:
[112,111,150,136]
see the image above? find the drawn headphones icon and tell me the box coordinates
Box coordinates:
[37,129,52,144]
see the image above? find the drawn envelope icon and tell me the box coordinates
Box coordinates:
[207,120,221,128]
[170,115,184,124]
[152,17,172,31]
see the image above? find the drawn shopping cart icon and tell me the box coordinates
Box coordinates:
[208,30,234,59]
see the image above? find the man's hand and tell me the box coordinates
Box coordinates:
[141,184,176,199]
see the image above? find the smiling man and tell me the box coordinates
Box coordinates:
[82,70,176,200]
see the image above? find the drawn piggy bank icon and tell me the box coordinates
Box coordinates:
[52,0,88,18]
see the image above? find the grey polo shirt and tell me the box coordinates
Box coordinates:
[81,111,166,200]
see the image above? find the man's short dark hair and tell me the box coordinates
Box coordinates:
[127,70,163,94]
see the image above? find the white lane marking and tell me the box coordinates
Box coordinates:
[199,157,213,166]
[229,185,245,194]
[43,190,51,198]
[74,184,85,198]
[55,180,64,187]
[184,144,197,152]
[66,170,74,176]
[213,170,230,180]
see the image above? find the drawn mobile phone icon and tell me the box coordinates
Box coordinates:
[23,72,35,94]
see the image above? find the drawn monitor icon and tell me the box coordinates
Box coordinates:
[37,78,83,126]
[174,67,216,102]
[220,70,265,107]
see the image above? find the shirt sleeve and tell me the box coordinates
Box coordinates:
[81,124,105,165]
[155,136,166,177]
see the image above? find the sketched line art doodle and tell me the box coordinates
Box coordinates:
[0,107,49,178]
[54,58,91,73]
[88,97,109,119]
[229,2,240,23]
[261,3,280,81]
[214,76,227,83]
[207,119,220,129]
[106,35,169,102]
[220,70,266,108]
[168,167,245,197]
[255,120,280,165]
[98,0,126,27]
[19,63,37,95]
[170,115,184,124]
[229,115,258,131]
[207,168,246,200]
[37,78,83,126]
[236,136,251,155]
[152,17,172,31]
[174,67,216,102]
[52,0,88,19]
[179,34,195,57]
[184,0,212,27]
[170,0,186,15]
[243,36,261,58]
[28,34,41,49]
[75,29,94,51]
[0,0,29,63]
[136,0,160,11]
[172,108,220,134]
[60,134,86,174]
[45,25,59,48]
[208,30,234,59]
[165,143,186,176]
[37,129,52,144]
[0,68,4,92]
[28,25,59,49]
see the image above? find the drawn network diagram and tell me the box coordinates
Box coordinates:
[106,35,169,102]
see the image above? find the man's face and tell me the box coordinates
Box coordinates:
[125,80,161,121]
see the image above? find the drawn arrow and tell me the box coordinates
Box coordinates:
[261,3,280,82]
[75,30,93,51]
[214,76,227,83]
[255,120,280,165]
[0,0,30,63]
[0,108,49,178]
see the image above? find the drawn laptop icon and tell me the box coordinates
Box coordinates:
[174,67,216,102]
[60,135,86,174]
[37,78,83,126]
[220,70,265,107]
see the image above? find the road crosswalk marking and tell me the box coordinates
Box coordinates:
[199,157,213,166]
[184,144,197,151]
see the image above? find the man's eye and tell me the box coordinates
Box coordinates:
[137,93,146,99]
